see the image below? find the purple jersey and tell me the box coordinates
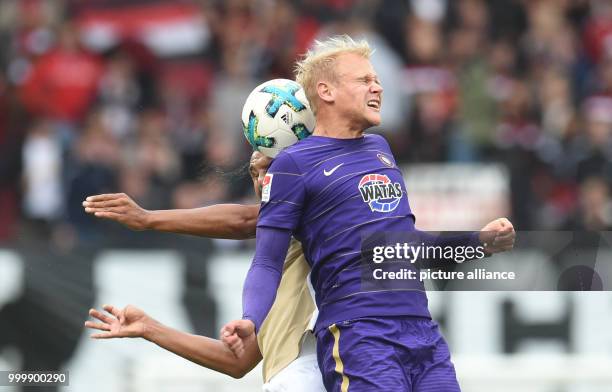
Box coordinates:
[257,134,431,332]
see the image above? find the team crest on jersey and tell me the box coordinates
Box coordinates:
[261,173,273,202]
[377,153,394,168]
[358,174,403,212]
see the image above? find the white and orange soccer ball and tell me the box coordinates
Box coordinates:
[241,79,315,158]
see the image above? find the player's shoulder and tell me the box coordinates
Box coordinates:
[270,138,323,172]
[283,136,325,154]
[364,132,392,149]
[269,149,300,175]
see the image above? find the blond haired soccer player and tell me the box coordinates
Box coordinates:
[221,35,515,392]
[83,151,326,392]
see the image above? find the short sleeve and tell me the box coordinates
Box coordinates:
[257,152,305,231]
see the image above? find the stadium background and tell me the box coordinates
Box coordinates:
[0,0,611,391]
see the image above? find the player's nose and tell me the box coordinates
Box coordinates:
[370,81,383,94]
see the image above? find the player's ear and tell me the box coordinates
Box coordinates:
[317,81,334,104]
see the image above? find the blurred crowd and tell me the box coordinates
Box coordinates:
[1,0,612,248]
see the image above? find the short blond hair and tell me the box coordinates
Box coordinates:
[295,35,372,114]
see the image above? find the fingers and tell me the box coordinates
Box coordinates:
[220,320,254,358]
[220,324,238,346]
[103,304,121,318]
[490,234,515,253]
[222,333,240,346]
[497,226,513,236]
[222,333,245,357]
[230,341,244,357]
[84,193,126,203]
[483,218,515,248]
[90,211,123,221]
[493,226,515,244]
[83,194,133,214]
[496,230,514,240]
[84,204,125,216]
[493,240,510,250]
[83,202,124,213]
[220,328,235,345]
[221,320,251,337]
[86,307,113,337]
[492,235,514,246]
[90,332,114,339]
[498,217,512,227]
[234,320,255,338]
[220,323,236,337]
[84,321,110,331]
[494,227,515,239]
[82,195,145,230]
[480,218,515,254]
[84,198,125,207]
[497,218,514,234]
[89,308,115,324]
[83,200,127,213]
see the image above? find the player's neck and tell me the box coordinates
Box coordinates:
[313,127,363,139]
[313,112,364,139]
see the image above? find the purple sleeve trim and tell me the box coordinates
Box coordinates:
[418,230,481,247]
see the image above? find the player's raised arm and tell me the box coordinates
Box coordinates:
[85,304,261,378]
[82,152,273,240]
[221,226,292,357]
[222,150,305,356]
[244,227,293,327]
[416,218,516,255]
[83,193,259,240]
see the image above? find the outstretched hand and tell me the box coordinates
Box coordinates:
[220,319,256,358]
[85,304,149,339]
[82,193,150,231]
[479,217,516,254]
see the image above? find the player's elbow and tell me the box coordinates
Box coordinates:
[232,205,258,239]
[227,362,253,379]
[228,368,248,379]
[228,217,256,239]
[241,219,258,239]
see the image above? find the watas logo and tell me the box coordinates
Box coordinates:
[358,174,403,212]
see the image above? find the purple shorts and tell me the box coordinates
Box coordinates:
[315,317,461,392]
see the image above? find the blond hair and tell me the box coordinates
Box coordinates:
[295,35,372,114]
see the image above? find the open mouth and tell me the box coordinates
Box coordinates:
[367,99,381,111]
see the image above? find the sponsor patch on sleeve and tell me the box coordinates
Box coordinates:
[261,173,273,202]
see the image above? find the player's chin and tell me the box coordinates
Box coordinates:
[365,112,382,127]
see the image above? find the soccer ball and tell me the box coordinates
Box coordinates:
[242,79,315,158]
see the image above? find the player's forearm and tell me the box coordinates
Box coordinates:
[147,204,259,239]
[242,227,292,331]
[144,319,261,378]
[419,231,482,249]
